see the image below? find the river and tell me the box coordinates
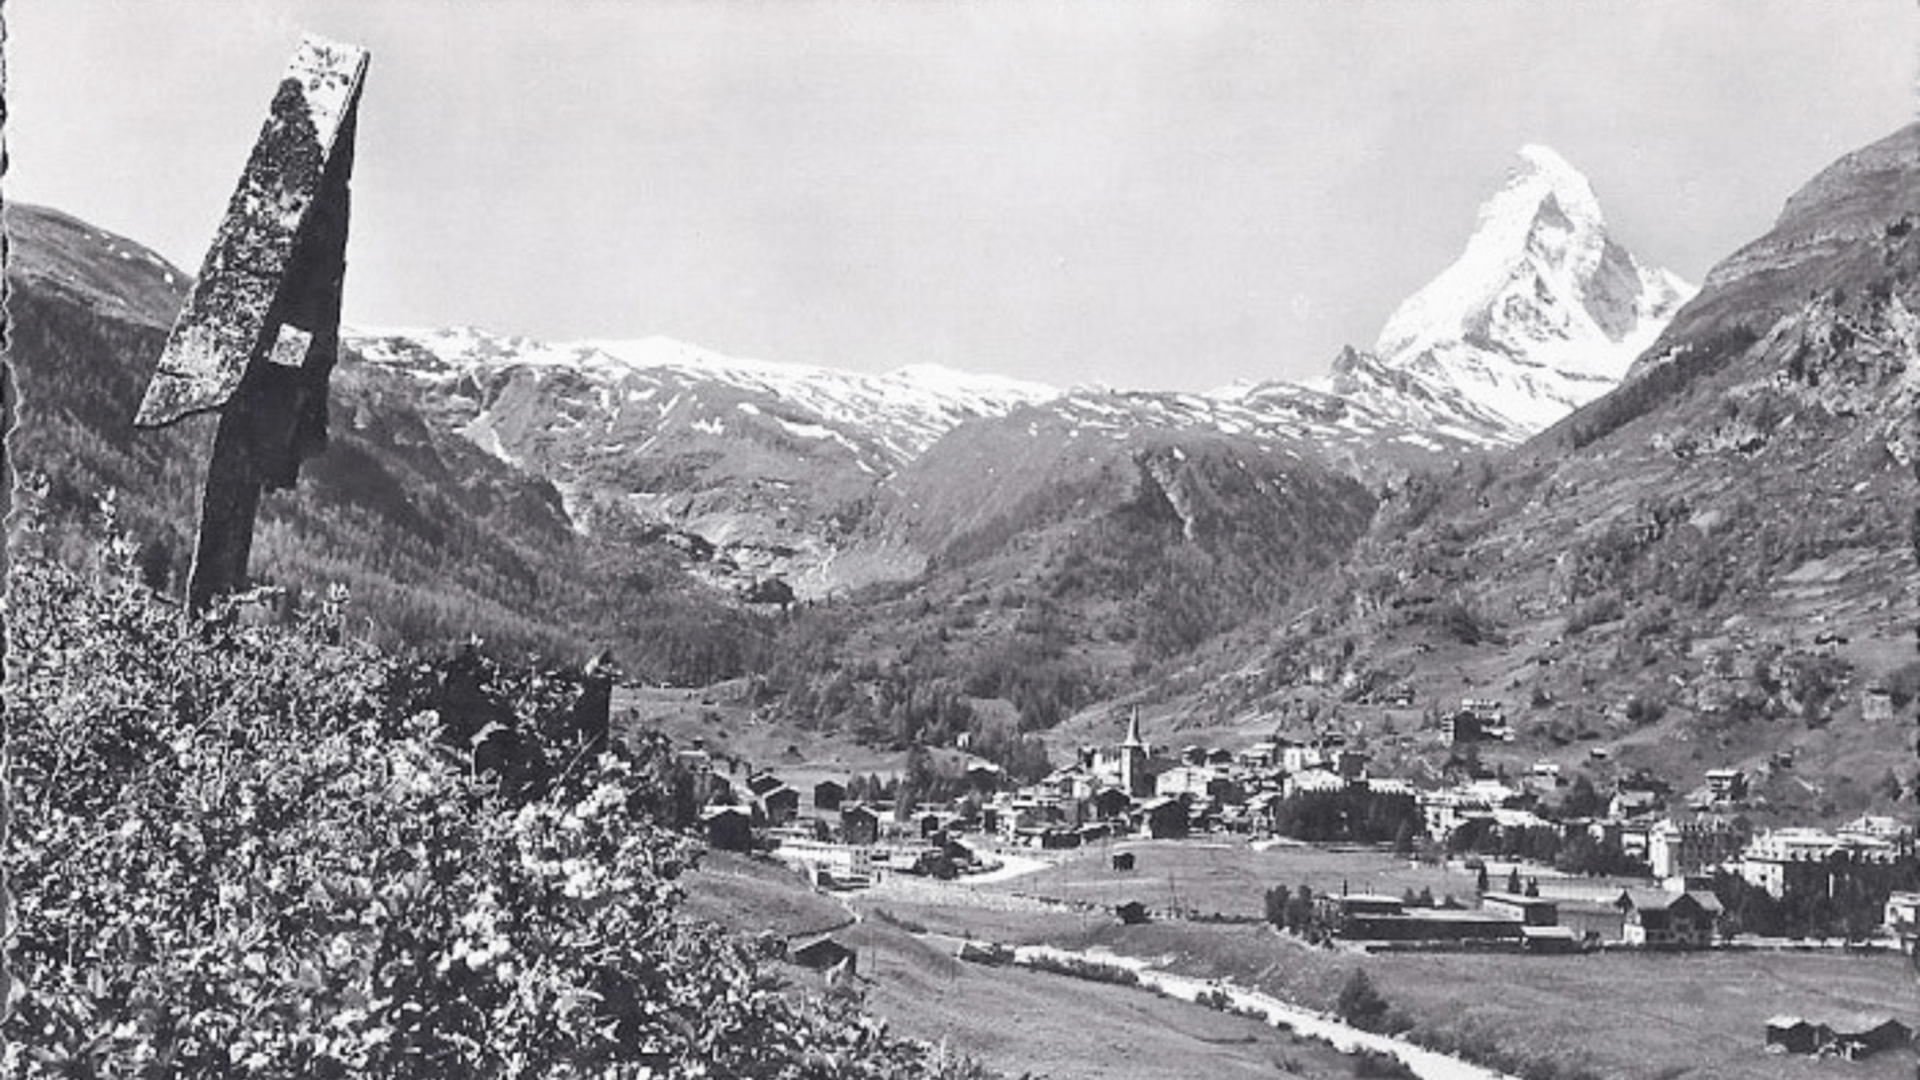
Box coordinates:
[1010,945,1520,1080]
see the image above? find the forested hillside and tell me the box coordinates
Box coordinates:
[6,202,776,684]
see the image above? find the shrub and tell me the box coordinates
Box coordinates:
[1335,968,1391,1032]
[4,525,986,1079]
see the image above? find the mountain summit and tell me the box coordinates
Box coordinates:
[1332,145,1695,441]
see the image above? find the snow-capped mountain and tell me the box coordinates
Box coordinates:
[1367,144,1694,436]
[344,325,1064,590]
[349,325,1059,467]
[338,144,1689,593]
[1229,145,1695,446]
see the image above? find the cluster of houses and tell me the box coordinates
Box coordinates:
[681,701,1918,947]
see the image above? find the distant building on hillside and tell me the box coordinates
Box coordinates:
[813,779,846,813]
[1703,768,1747,803]
[1649,815,1749,879]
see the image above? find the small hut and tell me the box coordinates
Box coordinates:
[791,935,857,976]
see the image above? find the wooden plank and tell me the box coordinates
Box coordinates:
[134,35,369,428]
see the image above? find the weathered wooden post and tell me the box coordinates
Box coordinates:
[133,35,369,612]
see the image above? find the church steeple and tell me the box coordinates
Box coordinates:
[1120,706,1147,797]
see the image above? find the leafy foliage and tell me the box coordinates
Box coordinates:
[3,511,986,1079]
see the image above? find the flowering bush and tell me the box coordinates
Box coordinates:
[4,503,986,1079]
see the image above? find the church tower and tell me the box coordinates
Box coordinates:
[1120,706,1148,797]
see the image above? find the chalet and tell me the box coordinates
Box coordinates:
[702,772,736,802]
[1764,1016,1821,1056]
[762,786,800,826]
[1825,1015,1912,1060]
[701,805,752,853]
[1090,787,1134,820]
[1115,900,1151,925]
[1111,850,1136,872]
[1608,788,1662,821]
[746,772,786,799]
[1040,828,1081,850]
[964,761,1005,792]
[813,779,847,813]
[790,935,857,976]
[1139,797,1189,840]
[1617,889,1722,949]
[841,804,881,847]
[1702,768,1747,802]
[1769,1014,1915,1060]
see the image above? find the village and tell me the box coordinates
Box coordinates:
[690,699,1915,933]
[679,694,1920,1065]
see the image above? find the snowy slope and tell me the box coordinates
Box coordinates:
[1368,144,1695,435]
[1222,145,1694,447]
[348,325,1059,466]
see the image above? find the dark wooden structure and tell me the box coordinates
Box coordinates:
[133,36,369,611]
[813,779,847,813]
[841,804,880,847]
[790,936,857,975]
[701,806,752,854]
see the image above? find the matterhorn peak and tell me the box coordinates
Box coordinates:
[1361,143,1695,436]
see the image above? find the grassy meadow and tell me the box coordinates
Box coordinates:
[988,838,1498,916]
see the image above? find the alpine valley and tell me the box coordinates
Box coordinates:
[11,125,1919,810]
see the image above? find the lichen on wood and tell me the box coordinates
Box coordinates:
[134,36,368,428]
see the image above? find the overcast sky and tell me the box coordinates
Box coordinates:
[9,2,1918,391]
